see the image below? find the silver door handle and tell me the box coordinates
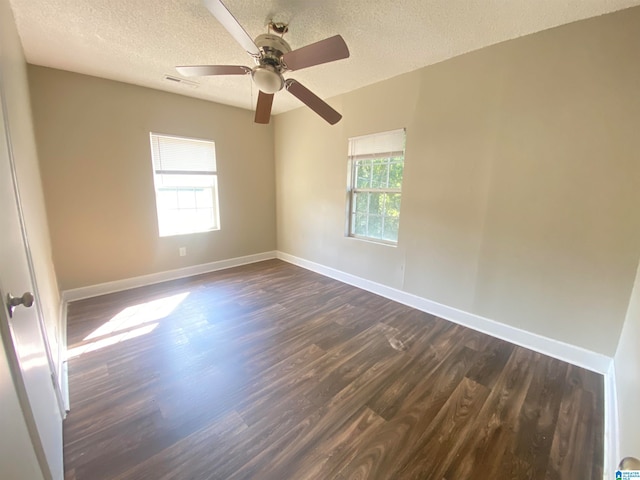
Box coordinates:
[619,457,640,470]
[6,291,34,318]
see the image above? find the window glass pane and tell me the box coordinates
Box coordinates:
[195,187,214,209]
[371,160,389,189]
[367,192,387,218]
[368,214,382,239]
[353,212,368,237]
[389,159,404,188]
[195,209,215,229]
[181,209,198,233]
[382,216,399,241]
[177,189,197,209]
[156,189,178,210]
[158,208,181,236]
[355,160,371,189]
[354,192,369,213]
[156,173,214,188]
[385,193,402,216]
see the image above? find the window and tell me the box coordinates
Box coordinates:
[347,129,405,244]
[149,133,220,237]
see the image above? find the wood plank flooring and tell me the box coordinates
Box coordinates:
[63,259,604,479]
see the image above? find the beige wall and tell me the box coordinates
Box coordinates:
[615,261,640,460]
[28,67,276,291]
[1,0,62,372]
[275,7,640,356]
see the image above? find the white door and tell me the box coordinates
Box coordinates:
[0,76,63,478]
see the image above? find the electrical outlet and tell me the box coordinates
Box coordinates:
[179,247,187,257]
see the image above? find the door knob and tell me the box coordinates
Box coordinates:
[6,291,34,318]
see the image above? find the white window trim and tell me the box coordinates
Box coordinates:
[345,130,406,245]
[149,132,221,237]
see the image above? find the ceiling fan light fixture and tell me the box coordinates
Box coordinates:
[252,65,284,94]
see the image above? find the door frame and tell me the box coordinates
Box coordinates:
[0,59,65,418]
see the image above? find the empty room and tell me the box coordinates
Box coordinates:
[1,0,639,479]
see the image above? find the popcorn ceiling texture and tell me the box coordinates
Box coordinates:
[9,0,640,115]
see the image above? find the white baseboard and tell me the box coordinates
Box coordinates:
[605,362,619,479]
[276,251,612,375]
[62,251,277,302]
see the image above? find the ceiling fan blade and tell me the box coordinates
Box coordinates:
[282,35,349,72]
[176,65,251,77]
[255,91,274,124]
[285,79,342,125]
[203,0,260,56]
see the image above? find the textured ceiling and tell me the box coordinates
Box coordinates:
[9,0,640,115]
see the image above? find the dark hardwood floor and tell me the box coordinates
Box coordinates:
[63,259,604,480]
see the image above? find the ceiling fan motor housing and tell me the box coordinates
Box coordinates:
[251,34,291,93]
[254,34,291,65]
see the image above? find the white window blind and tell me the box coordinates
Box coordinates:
[151,134,217,173]
[348,128,405,159]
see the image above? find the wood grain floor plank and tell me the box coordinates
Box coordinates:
[226,355,408,480]
[337,344,480,478]
[63,259,604,479]
[545,366,603,480]
[442,347,538,479]
[514,354,568,478]
[465,338,515,389]
[394,377,491,479]
[112,410,248,480]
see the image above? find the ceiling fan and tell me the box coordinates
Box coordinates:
[176,0,350,125]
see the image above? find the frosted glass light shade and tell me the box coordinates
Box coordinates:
[252,65,284,94]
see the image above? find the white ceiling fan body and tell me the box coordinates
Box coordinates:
[176,0,350,125]
[250,34,291,94]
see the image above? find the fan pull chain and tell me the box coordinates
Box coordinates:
[250,74,254,124]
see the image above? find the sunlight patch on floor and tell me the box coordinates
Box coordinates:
[66,292,190,359]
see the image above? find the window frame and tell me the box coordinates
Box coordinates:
[346,129,406,245]
[149,132,221,237]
